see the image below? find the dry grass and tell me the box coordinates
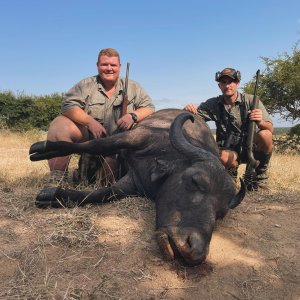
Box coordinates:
[0,131,299,299]
[238,152,300,204]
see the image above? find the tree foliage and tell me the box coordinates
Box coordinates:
[289,124,300,137]
[0,91,61,130]
[243,44,300,122]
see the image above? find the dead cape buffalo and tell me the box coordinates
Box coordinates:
[29,109,245,266]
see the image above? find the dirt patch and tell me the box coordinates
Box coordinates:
[0,139,299,299]
[0,185,299,300]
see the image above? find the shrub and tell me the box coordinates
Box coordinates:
[0,90,61,130]
[288,124,300,137]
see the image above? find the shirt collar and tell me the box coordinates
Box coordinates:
[96,76,123,95]
[218,92,242,106]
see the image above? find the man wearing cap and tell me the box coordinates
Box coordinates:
[184,68,273,190]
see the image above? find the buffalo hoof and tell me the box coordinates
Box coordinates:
[36,187,67,208]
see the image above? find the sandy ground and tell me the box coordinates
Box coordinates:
[0,140,299,299]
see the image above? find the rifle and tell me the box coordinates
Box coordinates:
[244,70,260,188]
[121,62,130,117]
[118,62,130,178]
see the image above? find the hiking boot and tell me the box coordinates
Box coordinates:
[254,151,272,190]
[243,170,258,191]
[45,169,68,188]
[244,152,272,191]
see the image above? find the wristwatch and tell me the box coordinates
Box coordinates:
[129,112,138,123]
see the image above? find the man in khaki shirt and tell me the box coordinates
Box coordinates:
[46,48,155,185]
[184,68,273,190]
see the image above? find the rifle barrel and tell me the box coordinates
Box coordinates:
[121,62,130,117]
[246,69,260,171]
[124,62,130,93]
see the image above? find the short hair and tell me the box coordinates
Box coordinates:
[97,48,120,63]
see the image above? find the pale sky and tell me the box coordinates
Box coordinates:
[1,0,299,126]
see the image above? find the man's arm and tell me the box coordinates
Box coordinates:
[61,77,108,139]
[184,100,216,122]
[133,106,154,121]
[62,107,107,138]
[184,103,198,114]
[117,81,155,130]
[117,106,154,130]
[249,108,274,133]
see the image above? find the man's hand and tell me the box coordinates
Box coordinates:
[117,113,135,131]
[62,107,107,139]
[249,108,263,125]
[87,118,107,139]
[184,103,198,114]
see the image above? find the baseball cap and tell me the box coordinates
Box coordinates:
[215,68,241,82]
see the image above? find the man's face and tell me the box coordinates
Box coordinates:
[218,77,240,97]
[97,55,121,84]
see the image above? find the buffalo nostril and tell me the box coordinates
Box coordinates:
[179,240,194,258]
[179,236,208,265]
[187,236,192,248]
[157,229,209,265]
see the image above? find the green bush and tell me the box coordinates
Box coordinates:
[288,124,300,137]
[0,90,61,130]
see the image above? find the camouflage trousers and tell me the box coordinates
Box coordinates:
[72,153,121,187]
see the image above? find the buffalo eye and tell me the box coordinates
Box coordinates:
[191,174,208,192]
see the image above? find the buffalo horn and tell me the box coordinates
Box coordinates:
[229,178,246,209]
[170,112,218,161]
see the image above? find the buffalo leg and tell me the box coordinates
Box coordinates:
[36,173,138,208]
[29,129,149,161]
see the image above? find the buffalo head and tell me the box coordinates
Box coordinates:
[155,113,245,265]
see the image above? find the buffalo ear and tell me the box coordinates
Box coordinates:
[150,159,174,182]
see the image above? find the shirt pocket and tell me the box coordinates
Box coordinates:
[87,96,105,122]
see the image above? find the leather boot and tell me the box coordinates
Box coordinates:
[243,167,258,191]
[254,151,272,189]
[46,169,68,187]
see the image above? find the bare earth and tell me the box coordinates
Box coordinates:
[0,134,299,299]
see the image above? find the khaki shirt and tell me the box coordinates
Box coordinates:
[197,93,272,147]
[62,76,155,135]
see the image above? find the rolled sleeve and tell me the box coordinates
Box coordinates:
[258,100,273,124]
[197,97,219,122]
[129,80,155,111]
[61,78,94,113]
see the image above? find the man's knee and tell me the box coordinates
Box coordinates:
[47,115,88,143]
[219,149,239,169]
[255,130,273,152]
